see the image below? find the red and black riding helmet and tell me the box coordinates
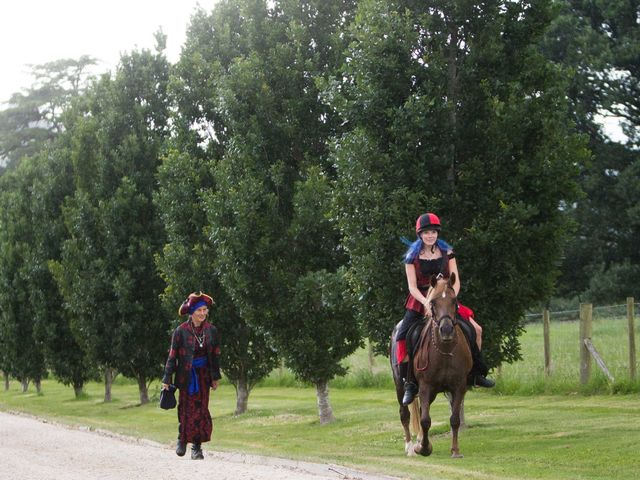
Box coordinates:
[415,212,441,234]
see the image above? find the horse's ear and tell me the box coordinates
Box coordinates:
[430,274,438,288]
[449,272,457,288]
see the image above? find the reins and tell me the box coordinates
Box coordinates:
[415,281,459,370]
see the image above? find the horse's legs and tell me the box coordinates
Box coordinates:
[449,388,466,458]
[414,388,436,456]
[393,367,414,454]
[399,403,414,454]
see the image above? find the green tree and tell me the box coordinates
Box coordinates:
[174,0,359,421]
[166,1,283,414]
[54,37,171,403]
[285,167,360,423]
[0,56,96,171]
[0,162,47,392]
[542,1,640,301]
[328,0,587,366]
[30,141,95,397]
[155,148,277,415]
[214,0,359,423]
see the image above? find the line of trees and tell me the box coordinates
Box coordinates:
[0,1,638,422]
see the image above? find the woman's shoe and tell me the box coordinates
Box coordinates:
[191,443,204,460]
[175,439,186,457]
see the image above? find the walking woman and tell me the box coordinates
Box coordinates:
[162,292,221,459]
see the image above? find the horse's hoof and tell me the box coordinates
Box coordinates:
[406,442,417,457]
[415,442,432,456]
[451,452,464,459]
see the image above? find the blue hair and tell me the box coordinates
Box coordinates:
[403,237,452,264]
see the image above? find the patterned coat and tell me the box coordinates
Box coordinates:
[162,320,222,390]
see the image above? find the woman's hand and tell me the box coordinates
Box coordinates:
[423,301,433,319]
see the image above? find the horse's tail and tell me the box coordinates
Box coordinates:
[408,397,422,438]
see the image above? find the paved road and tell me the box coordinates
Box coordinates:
[0,411,399,480]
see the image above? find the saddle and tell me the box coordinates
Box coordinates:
[391,318,427,367]
[457,315,476,349]
[405,319,427,360]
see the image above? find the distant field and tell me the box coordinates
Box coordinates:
[485,313,639,394]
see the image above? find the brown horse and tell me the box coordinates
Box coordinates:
[391,273,473,458]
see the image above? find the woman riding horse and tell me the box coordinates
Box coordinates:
[396,212,494,406]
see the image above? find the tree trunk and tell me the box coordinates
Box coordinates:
[34,378,42,394]
[3,371,8,391]
[73,381,84,399]
[104,368,114,402]
[235,374,250,415]
[137,375,149,404]
[368,338,374,373]
[315,380,335,424]
[21,379,29,393]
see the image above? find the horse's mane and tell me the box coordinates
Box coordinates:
[424,276,454,305]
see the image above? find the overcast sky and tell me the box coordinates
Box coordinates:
[0,0,215,103]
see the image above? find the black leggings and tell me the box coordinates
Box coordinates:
[396,309,423,341]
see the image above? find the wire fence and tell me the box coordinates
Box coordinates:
[500,299,639,387]
[524,303,640,323]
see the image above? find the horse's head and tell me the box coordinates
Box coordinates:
[428,273,458,342]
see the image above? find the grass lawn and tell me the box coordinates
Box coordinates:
[1,378,638,480]
[2,315,639,479]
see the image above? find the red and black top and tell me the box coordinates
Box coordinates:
[404,245,452,313]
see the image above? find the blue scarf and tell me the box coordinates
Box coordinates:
[188,356,208,396]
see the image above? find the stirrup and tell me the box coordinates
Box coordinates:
[402,382,418,406]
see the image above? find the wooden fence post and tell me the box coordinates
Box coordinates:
[584,339,615,383]
[580,303,592,384]
[543,309,551,376]
[628,297,636,381]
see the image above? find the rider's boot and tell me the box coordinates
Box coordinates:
[473,375,495,388]
[458,319,495,388]
[400,361,418,405]
[469,344,495,388]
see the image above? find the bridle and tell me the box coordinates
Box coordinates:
[428,284,459,356]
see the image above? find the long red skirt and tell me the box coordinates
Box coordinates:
[177,367,212,444]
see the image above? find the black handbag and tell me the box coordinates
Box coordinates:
[160,384,177,410]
